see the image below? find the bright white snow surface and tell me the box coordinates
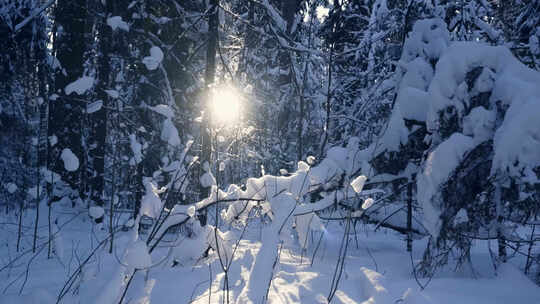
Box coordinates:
[2,206,540,304]
[2,136,539,303]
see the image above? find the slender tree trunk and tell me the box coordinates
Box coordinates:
[109,158,116,254]
[495,184,507,263]
[134,164,143,219]
[47,137,53,258]
[109,133,119,254]
[17,199,23,252]
[407,177,413,252]
[33,106,42,253]
[525,223,536,274]
[90,0,112,209]
[200,0,219,225]
[33,179,40,253]
[49,0,87,197]
[296,2,317,162]
[320,45,334,156]
[48,196,52,258]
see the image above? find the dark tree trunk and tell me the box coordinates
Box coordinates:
[199,0,219,226]
[90,0,114,207]
[49,0,88,196]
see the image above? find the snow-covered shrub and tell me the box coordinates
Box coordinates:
[422,42,540,235]
[371,18,449,175]
[372,17,540,274]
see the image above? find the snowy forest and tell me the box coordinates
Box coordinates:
[1,0,540,303]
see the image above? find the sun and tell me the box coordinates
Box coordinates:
[211,86,241,124]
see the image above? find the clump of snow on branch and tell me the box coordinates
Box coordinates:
[462,106,495,144]
[89,206,105,220]
[351,175,367,193]
[60,148,79,171]
[140,178,166,219]
[199,162,216,188]
[453,208,469,226]
[362,198,374,210]
[105,89,119,98]
[378,18,449,153]
[161,118,181,146]
[86,100,103,114]
[129,134,142,164]
[5,182,17,193]
[107,16,129,31]
[142,46,164,70]
[65,76,94,95]
[48,135,58,146]
[148,104,174,118]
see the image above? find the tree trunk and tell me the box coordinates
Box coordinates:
[199,0,219,225]
[49,0,88,196]
[495,184,507,263]
[407,179,413,252]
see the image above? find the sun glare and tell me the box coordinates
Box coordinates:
[211,86,241,124]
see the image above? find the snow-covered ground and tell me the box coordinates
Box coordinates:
[2,204,539,304]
